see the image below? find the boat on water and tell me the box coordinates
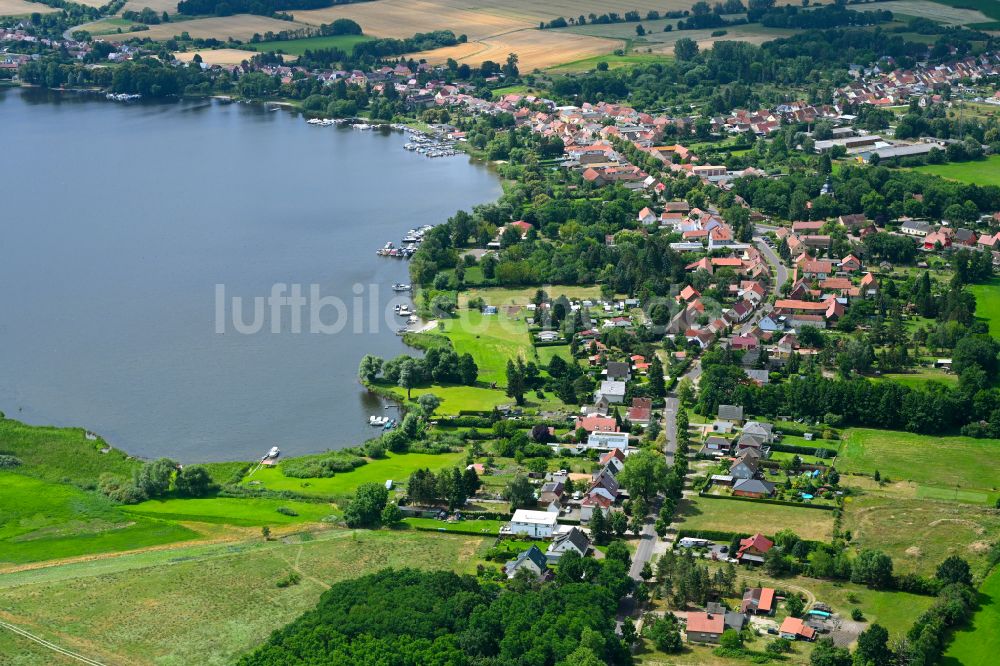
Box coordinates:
[392,283,411,291]
[369,415,389,427]
[383,419,396,430]
[407,315,419,325]
[398,305,412,317]
[265,446,280,459]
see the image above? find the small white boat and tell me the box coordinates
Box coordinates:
[392,283,411,291]
[407,315,419,324]
[398,306,412,316]
[266,446,280,459]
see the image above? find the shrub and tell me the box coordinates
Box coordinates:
[276,572,301,588]
[276,506,299,517]
[0,454,23,468]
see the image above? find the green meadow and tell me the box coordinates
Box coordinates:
[970,278,1000,338]
[440,309,534,385]
[242,450,465,498]
[943,568,1000,665]
[838,428,1000,495]
[247,34,373,56]
[0,472,197,565]
[913,155,1000,186]
[124,497,336,527]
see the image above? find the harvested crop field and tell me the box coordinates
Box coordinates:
[173,48,264,65]
[413,28,620,72]
[109,14,315,43]
[0,0,56,15]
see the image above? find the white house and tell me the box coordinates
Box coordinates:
[509,509,558,538]
[595,380,626,404]
[586,432,629,451]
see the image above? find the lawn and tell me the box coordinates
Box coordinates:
[841,489,1000,578]
[242,451,465,497]
[913,155,1000,186]
[247,33,372,56]
[677,495,835,542]
[547,52,672,72]
[838,428,1000,494]
[440,308,533,385]
[943,568,1000,665]
[872,368,958,389]
[124,497,337,527]
[458,285,603,308]
[401,516,504,535]
[970,278,1000,338]
[0,472,197,566]
[382,383,519,413]
[0,529,488,666]
[536,344,574,367]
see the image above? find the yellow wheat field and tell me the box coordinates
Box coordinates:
[108,14,315,42]
[0,0,56,16]
[413,29,621,71]
[173,47,273,65]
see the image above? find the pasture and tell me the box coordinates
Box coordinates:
[970,278,1000,338]
[123,0,180,13]
[247,33,372,55]
[440,308,533,385]
[242,450,466,497]
[943,568,1000,665]
[872,368,958,389]
[0,529,488,666]
[914,155,1000,186]
[842,489,1000,578]
[0,472,197,566]
[123,496,336,526]
[878,0,993,24]
[838,428,1000,494]
[677,495,835,542]
[0,0,55,15]
[109,14,315,43]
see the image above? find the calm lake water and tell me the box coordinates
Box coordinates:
[0,88,501,462]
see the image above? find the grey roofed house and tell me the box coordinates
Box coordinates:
[711,420,735,434]
[729,454,760,479]
[605,361,631,382]
[701,435,732,454]
[706,602,748,632]
[742,421,774,442]
[546,527,590,562]
[504,545,549,579]
[596,380,627,403]
[955,228,977,244]
[732,478,776,496]
[900,220,933,236]
[718,404,744,422]
[744,368,769,384]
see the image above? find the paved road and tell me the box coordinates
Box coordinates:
[753,232,788,296]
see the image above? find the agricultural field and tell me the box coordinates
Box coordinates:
[677,495,835,542]
[842,485,1000,578]
[247,33,372,55]
[838,428,1000,496]
[914,155,1000,186]
[123,0,181,13]
[0,0,55,16]
[173,48,262,65]
[878,0,993,24]
[943,568,1000,665]
[110,14,315,43]
[412,28,621,72]
[0,529,488,666]
[241,450,466,498]
[970,277,1000,338]
[547,52,672,73]
[0,472,197,566]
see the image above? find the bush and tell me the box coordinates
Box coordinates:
[851,608,864,621]
[276,572,301,588]
[0,454,23,468]
[282,453,366,478]
[276,506,299,517]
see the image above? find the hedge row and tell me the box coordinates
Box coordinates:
[697,491,837,510]
[769,442,837,457]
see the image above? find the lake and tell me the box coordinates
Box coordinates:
[0,87,502,462]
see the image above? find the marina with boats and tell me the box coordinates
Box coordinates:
[306,118,460,158]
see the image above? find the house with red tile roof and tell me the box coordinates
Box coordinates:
[736,532,774,564]
[686,612,726,643]
[742,587,776,615]
[779,617,817,641]
[574,415,619,433]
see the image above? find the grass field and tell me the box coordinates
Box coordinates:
[547,52,672,72]
[677,495,835,542]
[872,368,958,388]
[0,0,55,15]
[914,155,1000,186]
[123,497,337,527]
[0,529,488,666]
[943,568,1000,665]
[0,417,137,486]
[402,516,504,535]
[970,278,1000,338]
[880,0,993,23]
[842,489,1000,578]
[440,308,533,385]
[111,14,316,42]
[242,450,465,497]
[383,383,523,412]
[459,285,603,307]
[123,0,179,12]
[247,33,372,55]
[0,472,197,566]
[838,428,1000,494]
